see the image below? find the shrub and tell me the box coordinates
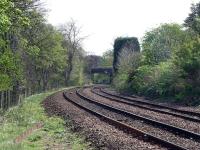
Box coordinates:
[113,49,141,92]
[113,37,140,72]
[130,62,183,98]
[173,37,200,103]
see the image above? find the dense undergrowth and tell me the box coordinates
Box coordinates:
[0,89,90,150]
[112,5,200,106]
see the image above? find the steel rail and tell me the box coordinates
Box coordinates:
[100,87,200,118]
[91,87,200,123]
[63,89,187,150]
[77,88,200,141]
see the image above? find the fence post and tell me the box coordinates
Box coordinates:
[1,91,4,109]
[0,91,3,109]
[5,90,7,109]
[3,91,6,109]
[10,90,12,107]
[8,90,10,109]
[25,88,27,98]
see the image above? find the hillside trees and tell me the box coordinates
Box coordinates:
[185,2,200,34]
[31,24,65,91]
[0,0,34,92]
[0,0,88,108]
[0,0,48,107]
[59,20,85,86]
[0,0,12,32]
[142,24,185,65]
[112,20,200,104]
[70,50,87,85]
[171,2,200,101]
[0,0,16,90]
[173,37,200,100]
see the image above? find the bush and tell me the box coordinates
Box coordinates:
[113,73,130,92]
[113,49,141,92]
[130,62,183,98]
[173,37,200,103]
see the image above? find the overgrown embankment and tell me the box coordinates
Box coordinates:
[0,89,90,150]
[111,19,200,105]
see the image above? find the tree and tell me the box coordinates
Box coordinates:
[113,37,140,72]
[173,36,200,99]
[142,24,185,65]
[113,48,141,91]
[101,50,113,67]
[0,0,32,91]
[0,0,12,33]
[59,20,85,85]
[32,24,65,91]
[84,55,102,74]
[184,2,200,34]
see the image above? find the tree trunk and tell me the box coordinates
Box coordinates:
[65,55,73,86]
[13,81,20,105]
[0,91,3,109]
[42,70,49,91]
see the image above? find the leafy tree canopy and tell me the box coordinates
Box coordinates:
[185,2,200,34]
[142,23,185,65]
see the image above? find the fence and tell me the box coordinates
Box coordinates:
[0,87,31,110]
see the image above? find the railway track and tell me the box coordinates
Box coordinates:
[91,87,200,123]
[99,87,200,118]
[63,87,200,149]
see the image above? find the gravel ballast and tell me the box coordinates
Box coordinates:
[43,89,165,150]
[87,88,200,134]
[78,88,200,149]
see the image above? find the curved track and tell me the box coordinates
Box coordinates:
[63,86,200,150]
[99,87,200,118]
[91,87,200,123]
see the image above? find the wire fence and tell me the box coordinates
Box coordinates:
[0,87,32,110]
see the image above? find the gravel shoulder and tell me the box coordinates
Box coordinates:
[43,89,165,150]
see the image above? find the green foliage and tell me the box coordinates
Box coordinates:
[130,62,181,97]
[173,36,200,102]
[113,37,140,72]
[0,0,87,93]
[0,49,22,90]
[70,58,88,86]
[35,24,65,71]
[173,37,200,76]
[93,73,111,84]
[113,49,142,92]
[101,50,113,67]
[113,73,130,92]
[142,24,185,65]
[185,2,200,34]
[113,23,200,105]
[0,88,90,149]
[0,0,40,90]
[0,0,12,32]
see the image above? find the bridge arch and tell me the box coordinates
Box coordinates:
[91,67,113,84]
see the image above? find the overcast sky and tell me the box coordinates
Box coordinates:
[43,0,199,55]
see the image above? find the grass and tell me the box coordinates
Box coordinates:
[0,88,91,150]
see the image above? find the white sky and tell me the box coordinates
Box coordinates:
[43,0,199,56]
